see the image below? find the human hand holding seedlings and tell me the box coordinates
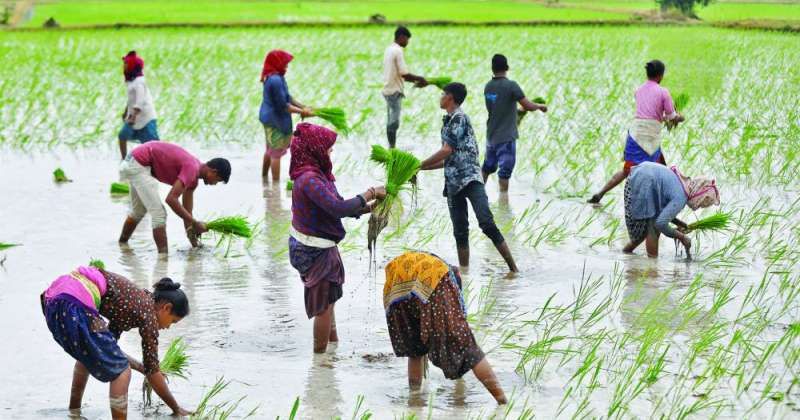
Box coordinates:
[145,370,191,417]
[300,107,314,119]
[676,232,692,259]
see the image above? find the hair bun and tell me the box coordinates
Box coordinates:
[153,277,181,291]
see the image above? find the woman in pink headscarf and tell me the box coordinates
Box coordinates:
[623,161,719,259]
[288,122,386,353]
[259,49,313,181]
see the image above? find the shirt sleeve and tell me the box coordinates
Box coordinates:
[303,175,364,219]
[662,88,677,120]
[512,81,526,102]
[395,48,409,76]
[177,162,200,190]
[443,115,465,150]
[654,197,685,238]
[268,77,290,112]
[139,311,161,375]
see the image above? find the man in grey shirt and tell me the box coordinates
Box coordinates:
[482,54,547,192]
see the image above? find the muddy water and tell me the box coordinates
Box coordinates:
[0,136,783,419]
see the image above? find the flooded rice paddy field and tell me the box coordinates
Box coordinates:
[1,26,799,418]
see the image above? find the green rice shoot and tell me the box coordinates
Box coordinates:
[110,182,130,195]
[687,212,731,233]
[286,180,293,191]
[312,107,349,134]
[206,216,253,238]
[367,145,421,254]
[53,168,69,183]
[517,97,546,126]
[0,243,20,251]
[190,376,259,420]
[424,76,452,90]
[674,92,690,111]
[144,337,190,406]
[88,258,105,270]
[532,96,547,104]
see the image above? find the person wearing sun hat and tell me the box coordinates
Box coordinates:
[622,161,719,259]
[117,51,159,160]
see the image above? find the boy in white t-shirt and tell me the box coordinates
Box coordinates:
[382,26,428,148]
[118,51,159,159]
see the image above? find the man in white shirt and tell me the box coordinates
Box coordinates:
[382,26,428,148]
[118,51,159,159]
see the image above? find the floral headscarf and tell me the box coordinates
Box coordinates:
[289,123,337,181]
[122,51,144,82]
[672,166,720,210]
[260,50,293,82]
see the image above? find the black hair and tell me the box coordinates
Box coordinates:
[153,277,190,317]
[206,157,231,183]
[645,60,665,79]
[443,82,467,105]
[394,26,411,39]
[491,54,509,73]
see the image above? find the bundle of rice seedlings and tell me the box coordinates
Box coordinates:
[206,216,253,238]
[144,337,190,406]
[88,258,105,270]
[367,145,420,254]
[687,212,730,233]
[312,107,349,134]
[517,97,547,126]
[673,92,690,111]
[424,77,452,90]
[285,180,294,191]
[191,376,258,420]
[0,243,20,251]
[110,182,130,195]
[53,168,70,183]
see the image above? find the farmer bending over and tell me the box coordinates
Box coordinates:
[419,82,518,272]
[623,162,719,259]
[382,26,428,148]
[588,60,684,204]
[482,54,547,193]
[118,141,231,253]
[383,251,507,404]
[118,51,159,160]
[42,268,192,419]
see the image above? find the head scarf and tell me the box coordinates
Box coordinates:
[671,166,720,210]
[260,50,293,82]
[122,51,144,82]
[289,123,337,181]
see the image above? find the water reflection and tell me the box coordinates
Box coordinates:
[303,354,343,419]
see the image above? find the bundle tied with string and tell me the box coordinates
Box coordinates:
[367,145,420,255]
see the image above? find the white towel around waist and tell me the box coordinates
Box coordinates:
[629,118,664,156]
[289,225,337,249]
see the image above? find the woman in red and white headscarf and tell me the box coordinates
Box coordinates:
[288,122,385,353]
[259,49,313,180]
[118,51,159,160]
[622,161,720,259]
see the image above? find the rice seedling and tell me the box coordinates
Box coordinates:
[53,167,70,182]
[190,376,258,420]
[673,92,690,111]
[285,180,293,191]
[110,182,129,195]
[687,212,731,233]
[88,258,105,270]
[144,337,190,406]
[0,243,20,251]
[312,107,349,134]
[206,216,253,238]
[366,145,420,254]
[421,76,452,90]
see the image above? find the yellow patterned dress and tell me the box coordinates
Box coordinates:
[383,251,484,379]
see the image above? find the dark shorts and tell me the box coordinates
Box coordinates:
[118,119,159,143]
[385,275,484,379]
[289,237,345,318]
[482,140,516,179]
[43,295,129,382]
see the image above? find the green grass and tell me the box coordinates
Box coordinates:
[206,216,253,238]
[21,0,630,28]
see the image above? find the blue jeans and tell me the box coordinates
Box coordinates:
[481,140,516,179]
[447,181,505,249]
[118,119,159,143]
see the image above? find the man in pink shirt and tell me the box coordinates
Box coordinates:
[588,60,684,205]
[118,141,231,253]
